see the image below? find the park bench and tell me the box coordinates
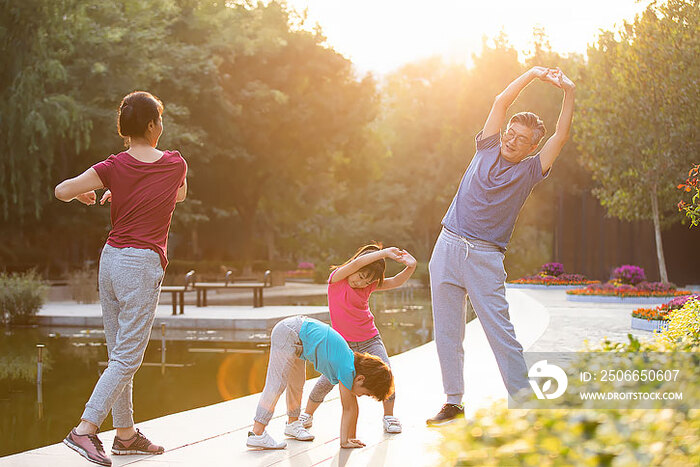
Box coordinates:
[194,270,272,308]
[160,270,196,315]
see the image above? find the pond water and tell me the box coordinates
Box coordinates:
[0,290,433,457]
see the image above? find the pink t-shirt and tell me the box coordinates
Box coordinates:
[327,269,379,342]
[92,150,187,270]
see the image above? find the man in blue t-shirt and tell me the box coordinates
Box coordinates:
[427,66,576,425]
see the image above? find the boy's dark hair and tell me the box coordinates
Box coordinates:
[331,242,386,287]
[508,111,546,145]
[117,91,163,140]
[354,352,394,401]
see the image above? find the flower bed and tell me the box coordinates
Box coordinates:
[510,263,598,286]
[630,317,668,332]
[629,294,699,332]
[566,264,691,298]
[567,283,691,298]
[511,276,599,286]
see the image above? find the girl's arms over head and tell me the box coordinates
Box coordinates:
[339,383,362,448]
[377,250,417,291]
[330,247,402,284]
[54,168,104,204]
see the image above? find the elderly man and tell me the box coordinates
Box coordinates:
[427,66,575,425]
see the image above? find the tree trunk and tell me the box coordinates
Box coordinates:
[265,229,277,262]
[191,229,200,260]
[650,188,669,283]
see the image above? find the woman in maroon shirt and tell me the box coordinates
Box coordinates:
[55,91,187,466]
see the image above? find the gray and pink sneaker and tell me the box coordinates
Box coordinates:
[63,429,112,466]
[111,428,164,455]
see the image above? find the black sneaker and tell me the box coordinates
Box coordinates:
[426,404,464,426]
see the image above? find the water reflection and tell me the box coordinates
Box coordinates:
[0,287,432,457]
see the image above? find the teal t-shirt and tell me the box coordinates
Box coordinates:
[299,318,356,390]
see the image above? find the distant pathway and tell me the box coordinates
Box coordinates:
[522,288,653,352]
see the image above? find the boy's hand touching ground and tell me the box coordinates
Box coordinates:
[341,439,366,449]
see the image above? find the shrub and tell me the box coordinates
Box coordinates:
[635,281,676,292]
[557,273,587,282]
[438,332,700,466]
[611,264,646,285]
[67,266,98,304]
[540,262,564,277]
[656,297,700,345]
[0,271,47,325]
[677,163,699,227]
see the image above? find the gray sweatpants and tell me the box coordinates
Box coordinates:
[308,333,394,403]
[429,228,529,404]
[81,244,163,428]
[254,316,306,426]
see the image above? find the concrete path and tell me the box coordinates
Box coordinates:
[36,303,330,333]
[523,288,653,352]
[3,287,648,466]
[160,282,329,306]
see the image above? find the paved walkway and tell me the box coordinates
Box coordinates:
[524,288,653,352]
[37,303,330,332]
[1,288,650,466]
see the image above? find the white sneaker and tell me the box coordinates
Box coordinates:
[298,412,313,429]
[246,431,287,450]
[383,416,402,433]
[284,420,315,441]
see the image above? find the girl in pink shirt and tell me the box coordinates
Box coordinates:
[300,243,416,434]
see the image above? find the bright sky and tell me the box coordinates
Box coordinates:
[284,0,651,74]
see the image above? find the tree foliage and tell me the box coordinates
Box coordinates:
[576,0,699,225]
[576,0,699,281]
[2,0,692,280]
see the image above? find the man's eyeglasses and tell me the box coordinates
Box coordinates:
[504,128,533,146]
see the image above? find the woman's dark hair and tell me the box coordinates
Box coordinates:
[117,91,163,140]
[331,243,386,287]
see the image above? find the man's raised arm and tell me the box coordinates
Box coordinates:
[482,66,554,139]
[538,69,576,174]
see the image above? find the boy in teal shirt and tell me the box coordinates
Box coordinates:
[247,316,394,449]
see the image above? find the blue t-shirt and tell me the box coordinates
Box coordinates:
[441,131,549,249]
[299,318,356,390]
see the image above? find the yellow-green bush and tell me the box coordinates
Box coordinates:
[656,298,700,346]
[438,309,700,466]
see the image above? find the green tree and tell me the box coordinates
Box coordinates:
[190,1,383,267]
[0,0,230,272]
[576,0,699,282]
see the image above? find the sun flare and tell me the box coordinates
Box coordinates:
[285,0,651,73]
